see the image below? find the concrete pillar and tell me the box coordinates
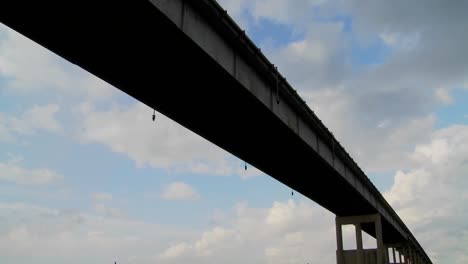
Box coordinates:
[406,247,411,264]
[375,215,385,264]
[398,249,402,263]
[401,248,407,264]
[335,214,389,264]
[385,246,390,264]
[392,247,397,263]
[355,223,363,264]
[409,247,414,264]
[335,218,344,264]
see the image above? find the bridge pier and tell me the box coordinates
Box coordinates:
[386,243,430,264]
[387,243,408,263]
[406,246,426,264]
[335,214,430,264]
[335,214,388,264]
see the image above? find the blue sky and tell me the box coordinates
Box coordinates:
[1,1,468,263]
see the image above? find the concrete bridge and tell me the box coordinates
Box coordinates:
[0,1,431,263]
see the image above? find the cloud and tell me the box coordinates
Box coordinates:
[0,199,338,264]
[219,0,326,30]
[159,199,336,264]
[384,124,468,263]
[160,227,235,259]
[91,192,113,202]
[0,24,117,100]
[217,2,468,262]
[0,202,195,264]
[93,204,123,218]
[0,104,63,141]
[340,0,468,104]
[75,101,226,170]
[76,101,264,177]
[269,22,350,91]
[218,0,468,177]
[0,158,63,185]
[162,182,200,201]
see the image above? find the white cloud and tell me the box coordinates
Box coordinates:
[219,0,325,30]
[218,2,468,262]
[0,104,63,141]
[221,0,468,176]
[93,204,123,218]
[162,182,200,201]
[385,124,468,263]
[379,31,421,51]
[160,227,236,259]
[159,199,336,264]
[160,242,192,259]
[76,101,264,177]
[0,199,338,264]
[16,104,63,133]
[0,24,117,101]
[269,21,348,91]
[0,202,196,264]
[91,192,113,202]
[76,101,224,170]
[435,87,453,105]
[0,159,63,185]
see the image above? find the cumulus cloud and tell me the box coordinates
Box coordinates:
[161,182,200,201]
[0,199,339,264]
[75,101,226,170]
[0,202,195,264]
[159,199,336,264]
[93,204,123,218]
[218,1,468,262]
[0,158,63,185]
[219,0,468,176]
[76,101,264,178]
[435,87,453,105]
[91,192,113,202]
[269,22,350,91]
[0,104,63,141]
[338,0,468,126]
[219,0,325,30]
[385,125,468,263]
[0,24,116,100]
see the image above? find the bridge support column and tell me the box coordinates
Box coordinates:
[400,247,407,263]
[387,243,412,264]
[356,222,364,264]
[336,219,344,264]
[408,246,413,264]
[336,214,388,264]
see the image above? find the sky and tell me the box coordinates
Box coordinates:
[0,0,468,263]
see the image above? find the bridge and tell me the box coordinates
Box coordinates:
[0,1,431,263]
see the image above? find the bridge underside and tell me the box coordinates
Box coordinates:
[0,1,403,243]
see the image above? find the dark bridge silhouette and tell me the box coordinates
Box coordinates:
[0,1,431,263]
